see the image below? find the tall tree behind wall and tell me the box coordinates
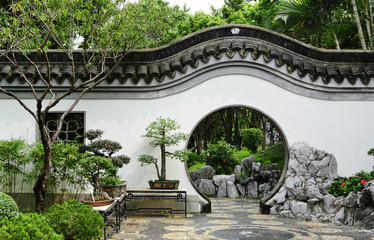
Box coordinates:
[0,0,175,212]
[187,107,277,153]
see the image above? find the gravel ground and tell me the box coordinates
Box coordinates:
[108,198,374,240]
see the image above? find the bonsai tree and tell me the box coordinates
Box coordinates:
[78,129,130,196]
[138,117,188,181]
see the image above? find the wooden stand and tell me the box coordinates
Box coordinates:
[125,188,187,218]
[93,193,126,240]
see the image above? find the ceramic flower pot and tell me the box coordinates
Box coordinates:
[101,183,127,198]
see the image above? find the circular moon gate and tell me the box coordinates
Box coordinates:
[185,104,289,212]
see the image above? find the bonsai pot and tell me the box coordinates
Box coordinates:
[102,182,127,198]
[148,180,179,189]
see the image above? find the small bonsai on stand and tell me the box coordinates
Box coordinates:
[79,129,130,200]
[138,117,188,189]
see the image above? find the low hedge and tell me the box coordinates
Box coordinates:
[329,170,374,197]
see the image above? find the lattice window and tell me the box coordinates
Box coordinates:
[45,112,85,144]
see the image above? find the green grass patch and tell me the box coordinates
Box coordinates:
[188,162,206,171]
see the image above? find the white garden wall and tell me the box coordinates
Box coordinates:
[2,73,374,212]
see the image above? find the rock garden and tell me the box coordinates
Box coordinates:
[265,142,374,230]
[189,139,374,231]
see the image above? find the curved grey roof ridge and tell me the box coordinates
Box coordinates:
[1,24,374,100]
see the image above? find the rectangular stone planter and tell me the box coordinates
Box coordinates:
[148,180,179,189]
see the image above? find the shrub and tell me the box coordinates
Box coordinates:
[0,139,30,194]
[204,140,239,175]
[0,193,18,220]
[233,147,251,162]
[237,170,251,180]
[28,141,87,195]
[186,151,204,169]
[0,213,63,240]
[45,200,105,240]
[241,128,264,153]
[255,142,285,169]
[329,170,374,197]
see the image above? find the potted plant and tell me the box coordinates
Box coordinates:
[138,117,188,189]
[79,129,130,204]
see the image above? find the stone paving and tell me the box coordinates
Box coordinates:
[109,198,374,240]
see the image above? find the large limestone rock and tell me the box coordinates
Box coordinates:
[356,212,374,229]
[217,180,228,198]
[189,165,215,182]
[251,162,262,181]
[267,142,339,221]
[234,165,242,183]
[360,181,374,207]
[323,194,337,214]
[236,183,246,197]
[227,181,239,198]
[247,181,258,197]
[291,200,308,216]
[194,179,216,196]
[258,183,271,197]
[342,192,358,208]
[334,207,355,226]
[213,175,231,188]
[354,206,374,224]
[241,156,255,174]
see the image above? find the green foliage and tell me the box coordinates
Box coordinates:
[0,213,63,240]
[138,154,158,166]
[1,0,172,50]
[45,200,105,240]
[79,129,130,194]
[255,142,285,170]
[138,117,188,181]
[28,141,87,194]
[0,139,30,193]
[329,170,374,197]
[233,147,252,162]
[186,151,204,169]
[100,176,124,186]
[0,193,18,220]
[368,148,374,156]
[188,162,206,171]
[237,170,251,180]
[241,128,264,153]
[142,117,187,148]
[77,156,113,195]
[204,140,239,175]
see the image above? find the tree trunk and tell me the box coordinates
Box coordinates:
[333,32,340,50]
[33,138,52,213]
[363,0,374,49]
[233,111,241,149]
[369,0,374,50]
[351,0,368,50]
[220,109,233,145]
[92,173,101,195]
[262,117,266,151]
[160,144,166,181]
[197,128,203,155]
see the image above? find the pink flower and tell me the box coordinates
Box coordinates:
[361,179,367,185]
[341,183,345,186]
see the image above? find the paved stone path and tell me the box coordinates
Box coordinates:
[109,198,374,240]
